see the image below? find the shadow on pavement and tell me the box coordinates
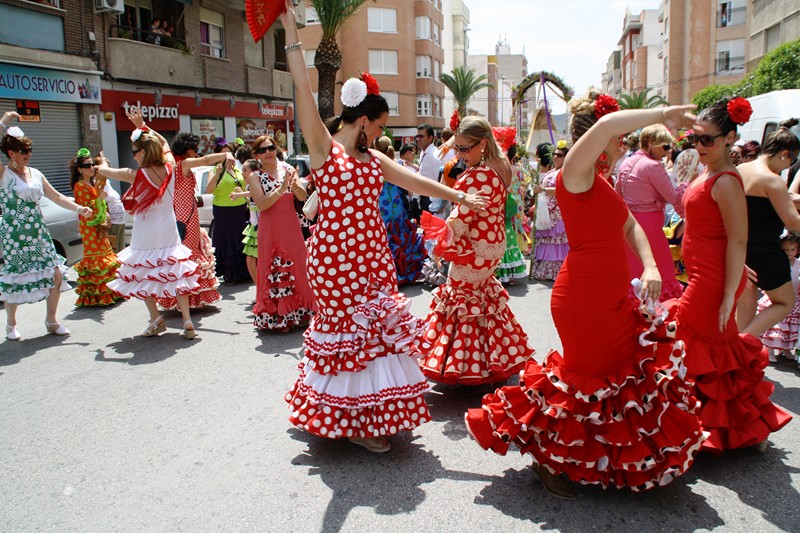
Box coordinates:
[288,429,492,533]
[64,300,126,324]
[0,335,88,368]
[97,332,200,365]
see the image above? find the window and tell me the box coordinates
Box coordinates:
[243,21,264,67]
[716,38,745,73]
[417,95,431,117]
[416,56,432,78]
[304,50,316,68]
[766,24,781,53]
[433,23,440,44]
[434,97,441,118]
[200,8,224,58]
[415,16,430,40]
[434,59,440,80]
[368,8,397,33]
[274,28,287,71]
[305,6,320,24]
[384,92,399,116]
[717,1,746,27]
[369,50,398,74]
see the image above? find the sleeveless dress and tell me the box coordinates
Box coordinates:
[252,164,315,330]
[532,169,569,281]
[671,171,792,452]
[758,258,800,352]
[466,170,706,492]
[0,167,71,303]
[108,165,201,299]
[746,196,791,291]
[72,181,124,307]
[242,193,259,259]
[495,191,528,283]
[285,141,431,439]
[157,155,220,310]
[420,165,534,385]
[378,181,426,284]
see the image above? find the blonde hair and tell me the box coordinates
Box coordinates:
[133,132,166,167]
[568,88,603,143]
[457,116,502,163]
[639,124,673,150]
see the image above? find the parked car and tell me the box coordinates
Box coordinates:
[738,89,800,145]
[286,154,311,179]
[0,196,83,266]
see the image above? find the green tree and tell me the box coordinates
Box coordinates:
[310,0,375,121]
[691,84,737,111]
[743,38,800,96]
[617,89,669,109]
[440,66,493,117]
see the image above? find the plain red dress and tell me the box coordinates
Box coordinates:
[466,169,706,492]
[673,171,792,452]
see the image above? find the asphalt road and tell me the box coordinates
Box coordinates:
[1,276,799,532]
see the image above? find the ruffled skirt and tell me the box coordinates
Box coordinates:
[286,287,431,438]
[158,228,220,309]
[109,243,200,300]
[242,223,258,259]
[420,276,533,384]
[758,292,800,351]
[0,262,71,304]
[253,249,314,330]
[384,219,426,284]
[74,252,125,307]
[496,224,527,283]
[465,303,707,492]
[532,220,568,281]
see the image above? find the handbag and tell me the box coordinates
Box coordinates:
[303,190,319,219]
[534,192,552,230]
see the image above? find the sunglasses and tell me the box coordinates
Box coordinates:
[77,162,94,169]
[661,144,672,151]
[454,141,480,154]
[255,145,277,154]
[686,133,725,147]
[132,148,142,156]
[16,148,32,155]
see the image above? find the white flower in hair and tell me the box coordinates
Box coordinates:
[340,78,368,108]
[6,126,24,138]
[130,128,144,142]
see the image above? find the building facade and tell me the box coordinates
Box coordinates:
[441,0,470,121]
[299,0,446,147]
[748,0,800,70]
[617,8,663,96]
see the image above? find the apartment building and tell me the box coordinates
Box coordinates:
[467,39,528,131]
[748,0,800,70]
[299,0,445,147]
[618,8,663,96]
[441,0,470,120]
[601,50,623,97]
[0,0,300,193]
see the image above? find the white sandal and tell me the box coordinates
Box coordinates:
[348,436,391,453]
[141,317,166,337]
[44,320,70,336]
[182,321,196,340]
[5,324,21,341]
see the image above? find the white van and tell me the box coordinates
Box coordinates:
[738,89,800,145]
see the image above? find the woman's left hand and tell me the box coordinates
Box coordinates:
[718,293,735,333]
[639,265,662,302]
[77,206,93,219]
[126,107,145,129]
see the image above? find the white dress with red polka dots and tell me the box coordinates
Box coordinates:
[285,141,432,439]
[420,166,535,385]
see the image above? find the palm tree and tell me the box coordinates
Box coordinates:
[309,0,375,120]
[618,89,670,109]
[440,66,493,117]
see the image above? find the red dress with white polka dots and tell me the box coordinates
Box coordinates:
[419,166,534,384]
[157,155,221,310]
[285,141,431,439]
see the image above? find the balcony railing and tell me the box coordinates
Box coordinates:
[108,24,189,53]
[717,6,746,28]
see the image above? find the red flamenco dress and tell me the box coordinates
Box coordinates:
[72,181,125,307]
[285,141,431,439]
[465,169,707,492]
[419,166,534,385]
[252,164,315,330]
[157,155,220,310]
[669,171,792,452]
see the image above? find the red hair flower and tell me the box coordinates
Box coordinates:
[593,94,620,119]
[727,97,752,125]
[361,72,380,96]
[449,110,461,131]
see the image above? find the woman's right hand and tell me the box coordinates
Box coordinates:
[718,293,735,332]
[278,0,297,29]
[661,105,697,136]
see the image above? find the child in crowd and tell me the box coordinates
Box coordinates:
[758,231,800,364]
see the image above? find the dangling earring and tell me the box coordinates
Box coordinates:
[9,159,17,169]
[480,149,485,166]
[357,125,368,154]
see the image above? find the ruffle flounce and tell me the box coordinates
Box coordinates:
[758,294,800,351]
[285,355,431,438]
[420,278,534,384]
[242,224,258,258]
[534,242,570,262]
[254,251,315,331]
[535,219,567,239]
[110,243,201,300]
[465,302,707,492]
[0,263,71,304]
[303,285,430,376]
[74,253,125,307]
[678,322,793,452]
[384,219,426,284]
[157,229,221,309]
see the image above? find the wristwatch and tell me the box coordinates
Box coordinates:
[456,191,466,203]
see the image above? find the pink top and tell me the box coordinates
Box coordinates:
[615,150,685,217]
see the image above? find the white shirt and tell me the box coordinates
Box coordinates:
[104,182,126,224]
[417,144,441,182]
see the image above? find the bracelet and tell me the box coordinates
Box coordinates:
[284,41,302,51]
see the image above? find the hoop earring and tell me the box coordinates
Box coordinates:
[357,125,369,154]
[9,159,17,169]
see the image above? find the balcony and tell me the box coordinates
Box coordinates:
[107,25,194,86]
[658,36,664,58]
[717,7,746,28]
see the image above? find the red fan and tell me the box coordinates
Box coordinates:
[492,126,517,152]
[246,0,286,43]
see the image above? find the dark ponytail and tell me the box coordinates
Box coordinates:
[762,118,800,157]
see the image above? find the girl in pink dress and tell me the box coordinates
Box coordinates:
[279,0,487,454]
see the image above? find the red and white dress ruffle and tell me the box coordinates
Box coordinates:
[285,142,431,438]
[420,166,534,384]
[109,166,200,299]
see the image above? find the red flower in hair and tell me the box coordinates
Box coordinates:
[449,110,461,131]
[727,97,752,125]
[361,72,380,96]
[593,94,620,119]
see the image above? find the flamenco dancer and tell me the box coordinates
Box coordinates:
[1,112,93,340]
[69,148,124,307]
[419,116,534,387]
[670,99,792,452]
[98,109,207,338]
[278,0,486,454]
[465,91,706,500]
[157,131,225,310]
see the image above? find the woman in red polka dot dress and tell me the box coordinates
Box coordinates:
[156,132,225,310]
[279,1,487,453]
[419,116,534,386]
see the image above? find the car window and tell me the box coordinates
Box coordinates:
[287,157,311,178]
